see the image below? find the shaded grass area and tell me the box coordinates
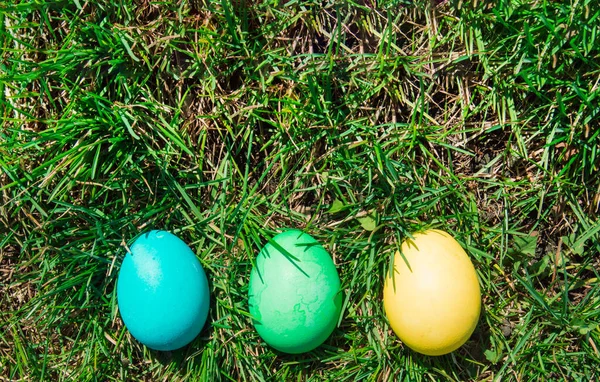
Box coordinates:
[1,0,599,380]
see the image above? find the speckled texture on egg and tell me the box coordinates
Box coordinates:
[117,230,210,351]
[248,229,342,354]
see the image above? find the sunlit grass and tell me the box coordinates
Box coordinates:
[1,0,599,380]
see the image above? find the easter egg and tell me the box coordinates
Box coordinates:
[248,229,342,354]
[117,230,210,351]
[383,229,481,356]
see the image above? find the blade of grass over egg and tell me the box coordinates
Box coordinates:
[263,238,309,278]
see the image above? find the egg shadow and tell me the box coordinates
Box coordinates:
[460,304,493,363]
[405,304,493,380]
[248,325,349,375]
[148,319,214,369]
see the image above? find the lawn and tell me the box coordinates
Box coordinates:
[1,0,599,380]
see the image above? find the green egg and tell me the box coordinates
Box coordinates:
[248,229,342,354]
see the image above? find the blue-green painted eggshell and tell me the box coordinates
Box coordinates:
[117,230,210,351]
[248,229,342,354]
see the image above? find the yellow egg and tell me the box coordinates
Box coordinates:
[383,229,481,356]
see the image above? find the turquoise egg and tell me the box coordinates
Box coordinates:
[117,230,210,351]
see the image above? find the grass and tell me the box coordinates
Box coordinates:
[1,0,599,380]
